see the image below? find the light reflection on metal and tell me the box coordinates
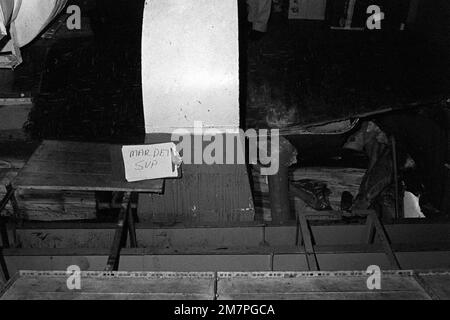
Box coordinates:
[142,0,240,133]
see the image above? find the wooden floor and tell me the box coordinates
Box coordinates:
[1,270,449,300]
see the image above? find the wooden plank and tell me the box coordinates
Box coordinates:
[0,273,18,298]
[37,140,112,154]
[13,141,164,193]
[16,209,96,222]
[217,271,430,300]
[4,251,450,275]
[14,172,163,192]
[1,271,215,300]
[16,189,97,221]
[0,97,33,106]
[297,214,319,271]
[415,272,450,300]
[0,244,436,257]
[28,151,111,164]
[217,291,429,300]
[367,211,401,269]
[21,161,112,175]
[218,271,422,292]
[16,189,97,202]
[254,167,364,220]
[10,222,450,250]
[2,291,211,300]
[138,164,254,223]
[9,272,215,294]
[4,244,450,258]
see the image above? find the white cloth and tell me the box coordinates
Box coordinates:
[247,0,272,32]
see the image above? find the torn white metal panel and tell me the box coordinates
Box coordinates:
[0,0,13,38]
[142,0,240,133]
[0,0,67,68]
[11,0,67,48]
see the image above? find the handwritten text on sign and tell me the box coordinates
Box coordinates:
[121,143,181,182]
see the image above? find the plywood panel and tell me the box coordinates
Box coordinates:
[5,256,108,275]
[273,254,309,271]
[317,253,391,271]
[397,252,450,270]
[217,271,430,300]
[139,255,270,272]
[1,271,448,300]
[17,229,116,249]
[1,271,215,300]
[16,189,96,221]
[138,164,255,223]
[137,228,263,248]
[13,223,450,248]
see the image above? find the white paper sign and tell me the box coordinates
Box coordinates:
[121,143,181,182]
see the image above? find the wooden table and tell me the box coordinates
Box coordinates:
[1,270,449,300]
[1,140,164,273]
[12,140,164,192]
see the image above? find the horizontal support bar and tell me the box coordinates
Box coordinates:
[16,219,450,230]
[4,242,450,257]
